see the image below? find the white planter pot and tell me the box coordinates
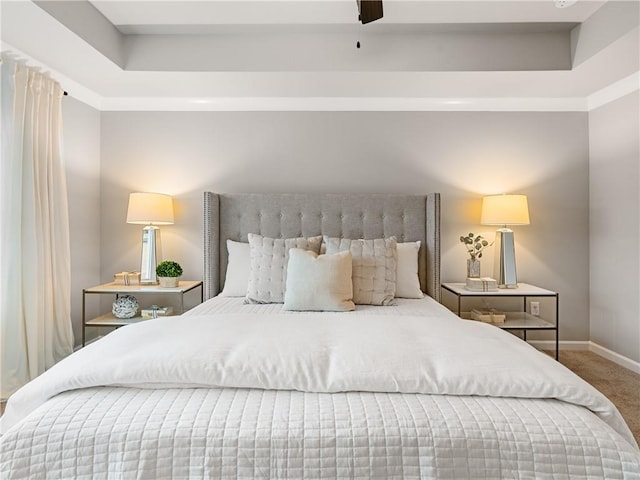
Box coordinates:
[158,277,179,288]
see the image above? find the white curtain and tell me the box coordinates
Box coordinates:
[1,56,74,400]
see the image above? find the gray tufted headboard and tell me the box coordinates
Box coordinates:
[204,193,441,302]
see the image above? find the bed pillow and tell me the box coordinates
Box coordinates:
[219,240,250,297]
[283,249,355,312]
[396,241,424,299]
[323,236,397,306]
[246,233,323,304]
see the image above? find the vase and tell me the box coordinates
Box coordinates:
[467,259,481,278]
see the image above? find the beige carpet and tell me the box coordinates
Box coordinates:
[1,351,638,445]
[557,350,640,445]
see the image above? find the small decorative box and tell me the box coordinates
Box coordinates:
[470,308,506,324]
[141,306,174,319]
[114,271,141,286]
[465,277,498,292]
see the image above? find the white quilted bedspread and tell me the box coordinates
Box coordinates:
[1,297,639,478]
[3,387,640,479]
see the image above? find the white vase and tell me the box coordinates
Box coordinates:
[159,277,179,288]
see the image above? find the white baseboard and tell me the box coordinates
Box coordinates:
[588,342,640,375]
[527,340,640,374]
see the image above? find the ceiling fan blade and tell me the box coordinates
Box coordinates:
[357,0,383,24]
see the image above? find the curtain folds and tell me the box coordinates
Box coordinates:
[1,56,74,400]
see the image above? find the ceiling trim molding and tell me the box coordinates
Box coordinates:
[2,44,103,110]
[9,42,635,113]
[100,96,588,112]
[587,71,640,111]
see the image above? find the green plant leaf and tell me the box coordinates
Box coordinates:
[156,260,183,277]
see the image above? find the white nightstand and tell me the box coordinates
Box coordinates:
[441,282,559,360]
[82,281,203,346]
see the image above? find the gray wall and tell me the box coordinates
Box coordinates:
[101,111,590,342]
[63,97,101,346]
[589,91,640,363]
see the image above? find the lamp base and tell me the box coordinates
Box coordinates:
[493,228,518,288]
[140,225,161,284]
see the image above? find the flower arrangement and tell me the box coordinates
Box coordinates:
[459,233,493,261]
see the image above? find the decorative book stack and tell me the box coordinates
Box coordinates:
[465,277,498,292]
[114,271,141,286]
[141,306,173,319]
[470,308,506,324]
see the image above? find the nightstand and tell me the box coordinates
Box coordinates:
[82,280,203,346]
[441,282,559,360]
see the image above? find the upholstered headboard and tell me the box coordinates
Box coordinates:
[203,193,441,302]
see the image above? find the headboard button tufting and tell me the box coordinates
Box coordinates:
[205,192,440,302]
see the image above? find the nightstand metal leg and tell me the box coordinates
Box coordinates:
[82,289,86,347]
[556,294,560,361]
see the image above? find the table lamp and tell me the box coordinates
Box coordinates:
[481,194,530,288]
[126,192,174,284]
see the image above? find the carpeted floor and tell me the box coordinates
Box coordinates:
[557,350,640,445]
[1,350,638,445]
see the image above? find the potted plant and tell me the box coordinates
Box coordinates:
[459,233,493,278]
[156,260,183,288]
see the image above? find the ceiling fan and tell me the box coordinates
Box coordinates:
[355,0,578,23]
[357,0,384,24]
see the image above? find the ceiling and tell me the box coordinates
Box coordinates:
[91,1,602,29]
[1,0,638,110]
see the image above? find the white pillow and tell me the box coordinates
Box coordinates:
[324,236,397,306]
[225,238,421,300]
[396,241,424,299]
[283,249,355,312]
[219,240,250,297]
[246,234,323,304]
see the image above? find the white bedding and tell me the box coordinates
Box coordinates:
[1,296,639,479]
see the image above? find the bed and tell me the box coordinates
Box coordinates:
[1,192,639,479]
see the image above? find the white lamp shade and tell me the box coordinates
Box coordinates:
[481,194,530,226]
[126,192,174,225]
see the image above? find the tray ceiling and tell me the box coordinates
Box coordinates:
[1,0,637,110]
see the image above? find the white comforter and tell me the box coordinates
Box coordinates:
[1,308,636,449]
